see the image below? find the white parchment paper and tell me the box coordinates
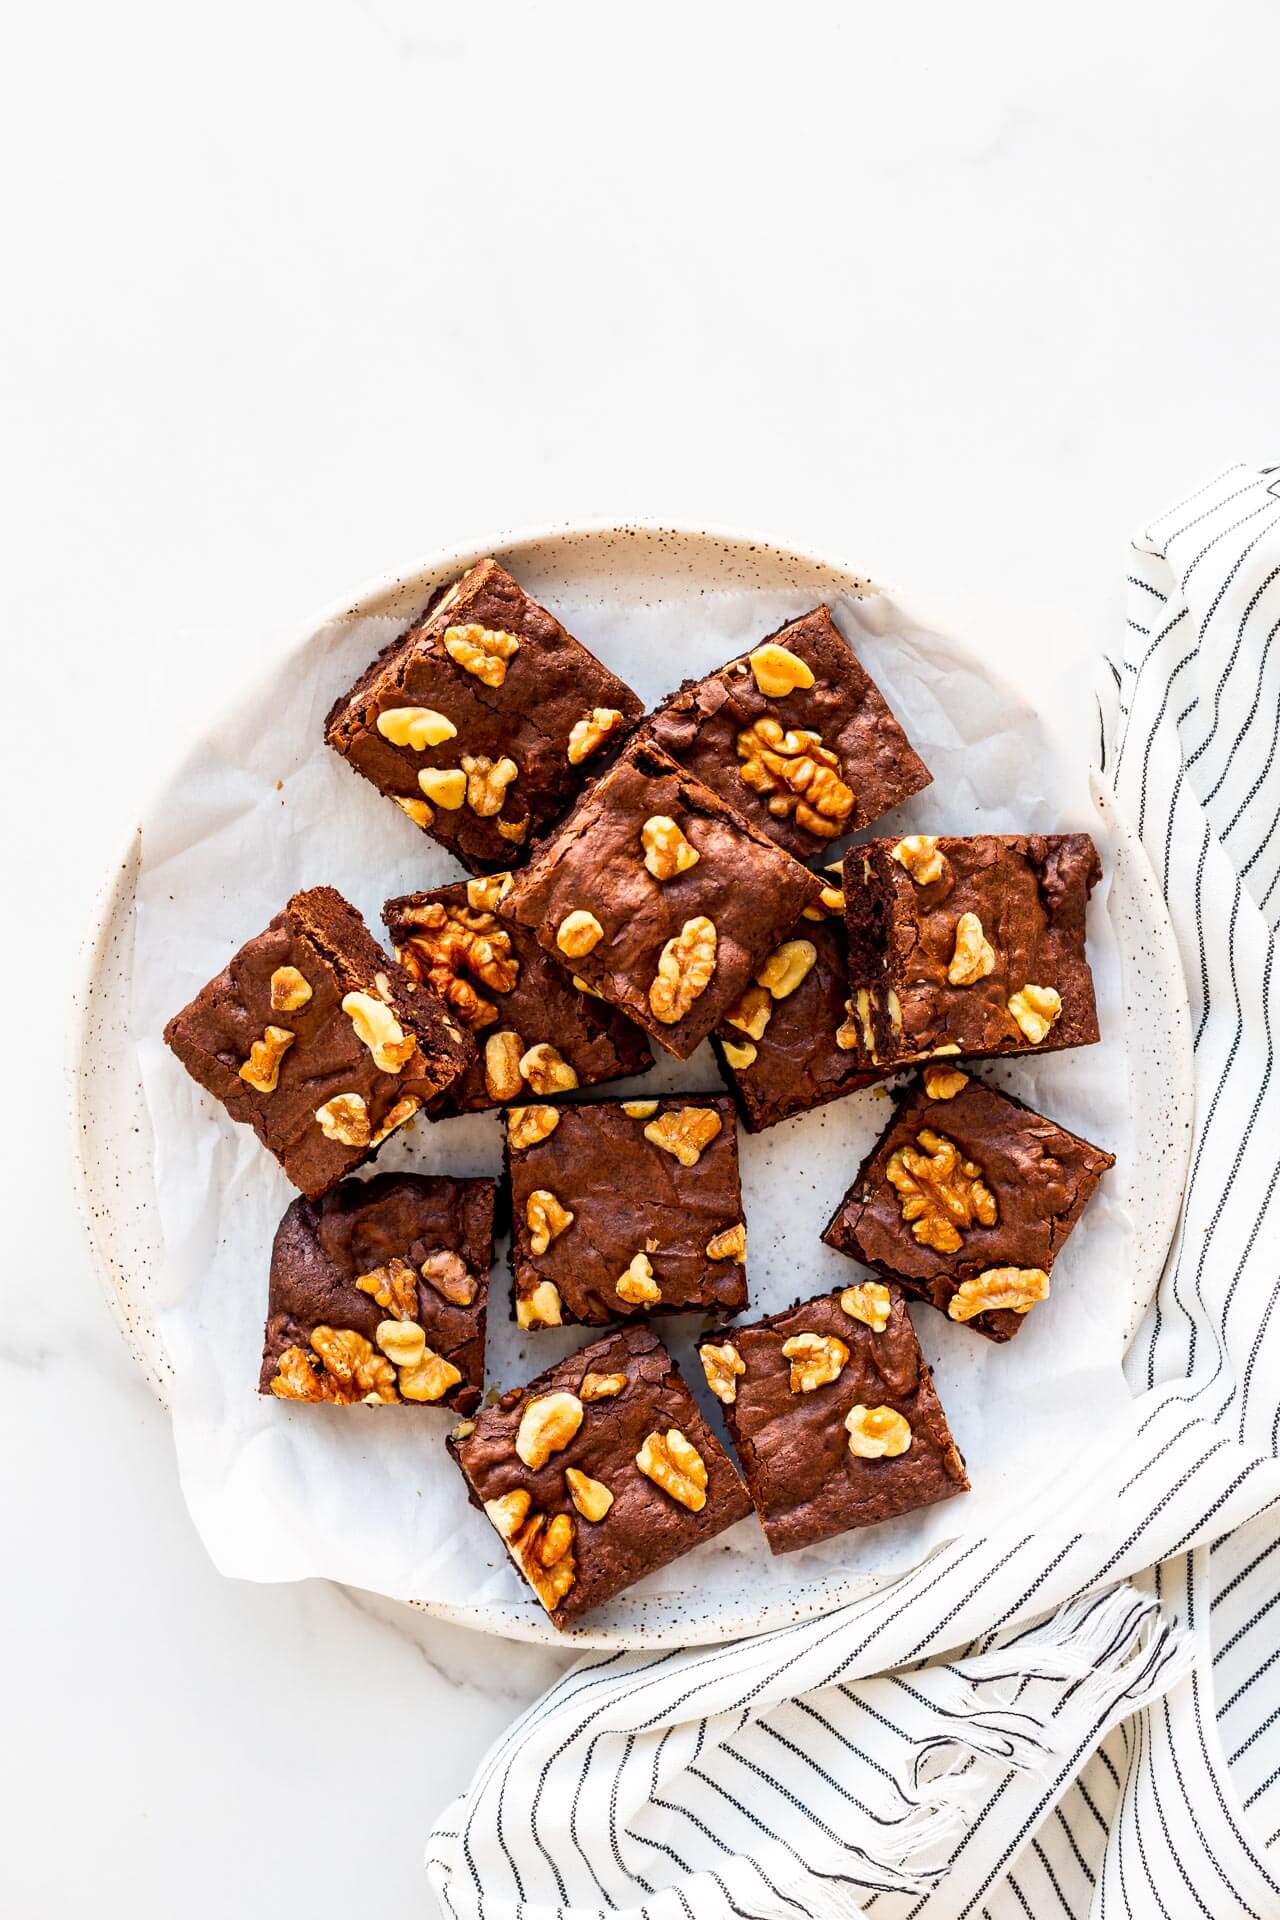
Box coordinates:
[133,567,1136,1630]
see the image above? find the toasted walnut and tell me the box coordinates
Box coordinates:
[557,911,604,959]
[395,796,433,829]
[567,707,625,764]
[706,1223,746,1261]
[461,753,519,817]
[399,901,519,1031]
[269,966,312,1013]
[642,814,700,881]
[924,1064,969,1100]
[442,623,520,686]
[508,1105,561,1151]
[355,1255,419,1319]
[749,641,816,697]
[891,836,949,886]
[949,1266,1050,1323]
[565,1467,614,1522]
[268,1347,329,1403]
[572,975,603,998]
[635,1429,708,1510]
[311,1326,399,1403]
[622,1099,658,1119]
[947,912,996,986]
[418,767,467,809]
[483,1489,532,1541]
[782,1332,850,1393]
[736,718,854,838]
[375,1318,426,1369]
[314,1093,370,1146]
[644,1106,722,1166]
[804,882,845,920]
[467,872,513,911]
[649,916,717,1025]
[845,1404,912,1459]
[451,1418,476,1441]
[516,1279,563,1329]
[516,1391,584,1469]
[238,1025,294,1092]
[399,1348,463,1402]
[342,991,417,1073]
[887,1129,997,1253]
[516,1510,577,1612]
[840,1281,892,1333]
[527,1189,574,1256]
[616,1251,662,1305]
[580,1369,627,1400]
[520,1042,579,1095]
[854,988,877,1054]
[699,1341,746,1405]
[721,1038,757,1069]
[1008,984,1062,1044]
[370,1094,421,1145]
[269,1337,396,1405]
[484,1030,525,1101]
[724,983,774,1041]
[377,705,457,749]
[757,938,818,1000]
[420,1249,478,1307]
[835,1001,860,1051]
[497,816,529,844]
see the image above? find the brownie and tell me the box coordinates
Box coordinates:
[703,1286,968,1555]
[383,872,652,1116]
[841,833,1102,1070]
[499,737,825,1060]
[642,606,931,858]
[448,1324,752,1627]
[260,1172,493,1412]
[324,558,643,873]
[504,1095,747,1329]
[164,886,473,1199]
[821,1069,1115,1340]
[710,864,883,1131]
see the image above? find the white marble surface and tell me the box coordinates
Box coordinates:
[6,1,1278,1911]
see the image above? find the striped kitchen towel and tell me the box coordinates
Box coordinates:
[427,465,1280,1920]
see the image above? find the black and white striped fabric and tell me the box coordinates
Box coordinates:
[428,466,1280,1920]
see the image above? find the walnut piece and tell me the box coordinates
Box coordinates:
[1008,984,1063,1044]
[923,1064,970,1100]
[721,1037,757,1069]
[314,1093,370,1146]
[845,1404,912,1459]
[374,1318,426,1368]
[622,1099,658,1118]
[467,872,514,911]
[395,796,433,829]
[642,814,700,881]
[556,909,605,958]
[887,1129,997,1254]
[442,622,520,687]
[398,900,519,1032]
[835,1000,861,1052]
[398,1348,463,1402]
[947,912,996,986]
[649,916,717,1025]
[527,1188,574,1256]
[724,983,774,1041]
[635,1428,708,1510]
[484,1029,525,1101]
[461,753,519,817]
[699,1341,746,1405]
[419,1249,478,1307]
[736,717,854,838]
[706,1222,746,1261]
[497,817,529,844]
[748,640,816,697]
[418,767,466,809]
[508,1105,561,1151]
[355,1255,419,1319]
[757,938,817,1000]
[342,991,417,1073]
[891,835,949,886]
[948,1266,1050,1323]
[840,1281,892,1334]
[565,1467,614,1522]
[270,1328,399,1404]
[580,1369,627,1400]
[483,1489,531,1541]
[782,1332,850,1393]
[516,1390,585,1469]
[567,707,625,764]
[369,1094,421,1146]
[238,1024,295,1092]
[485,1493,577,1612]
[644,1106,722,1167]
[520,1041,579,1095]
[269,966,312,1013]
[616,1251,662,1305]
[516,1279,563,1329]
[376,705,456,749]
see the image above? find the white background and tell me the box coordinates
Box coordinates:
[4,2,1277,1912]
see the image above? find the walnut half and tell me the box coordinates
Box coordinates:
[649,917,717,1025]
[699,1341,746,1405]
[781,1332,849,1393]
[845,1404,912,1459]
[886,1129,997,1254]
[643,1106,722,1167]
[635,1428,708,1510]
[948,1266,1050,1323]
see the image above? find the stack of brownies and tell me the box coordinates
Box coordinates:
[165,558,1114,1630]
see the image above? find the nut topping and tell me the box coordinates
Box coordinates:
[643,1106,722,1166]
[891,836,949,887]
[567,707,625,765]
[615,1251,662,1305]
[442,622,520,687]
[355,1256,419,1319]
[556,909,605,958]
[526,1188,574,1256]
[635,1429,708,1511]
[565,1467,614,1522]
[721,1038,757,1069]
[483,1030,525,1101]
[483,1489,531,1541]
[461,753,519,817]
[724,983,774,1041]
[485,1494,577,1612]
[497,816,529,844]
[705,1223,746,1261]
[1007,984,1063,1044]
[515,1390,584,1469]
[845,1404,912,1459]
[398,901,519,1031]
[238,1024,295,1092]
[270,1328,398,1404]
[516,1279,563,1329]
[947,912,996,986]
[736,717,854,839]
[649,916,717,1025]
[269,966,312,1013]
[507,1105,561,1151]
[398,1348,463,1402]
[467,872,514,911]
[887,1129,997,1254]
[375,1318,426,1369]
[622,1099,658,1118]
[840,1281,892,1333]
[579,1370,627,1400]
[757,938,817,1000]
[949,1266,1050,1323]
[782,1332,850,1393]
[314,1093,370,1146]
[418,767,467,809]
[419,1249,478,1307]
[342,991,417,1073]
[699,1341,746,1405]
[376,706,457,749]
[642,814,700,881]
[748,641,816,697]
[923,1064,970,1100]
[395,796,433,829]
[519,1041,579,1095]
[835,1001,861,1052]
[370,1094,420,1145]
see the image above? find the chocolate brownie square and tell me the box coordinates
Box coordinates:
[702,1286,968,1555]
[499,738,824,1060]
[383,872,652,1116]
[642,606,931,857]
[164,886,472,1199]
[504,1095,746,1330]
[448,1324,752,1628]
[710,865,883,1131]
[821,1067,1115,1340]
[324,558,643,873]
[841,833,1102,1070]
[261,1172,493,1412]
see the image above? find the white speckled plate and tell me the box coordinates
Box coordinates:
[69,525,1193,1647]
